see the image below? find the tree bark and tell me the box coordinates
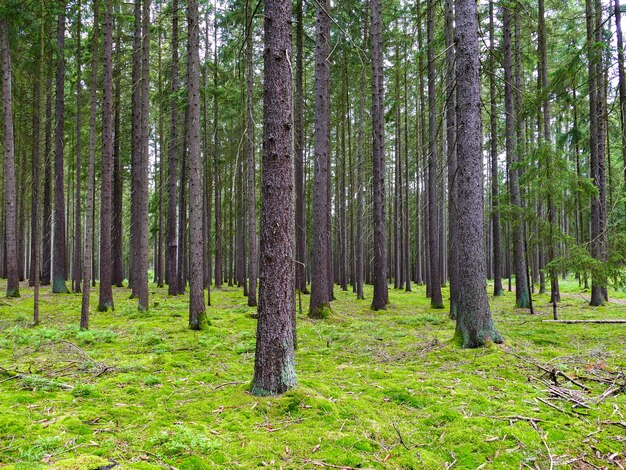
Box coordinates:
[112,20,124,287]
[309,0,332,318]
[53,6,69,294]
[73,0,83,293]
[251,0,297,396]
[1,19,19,298]
[213,3,223,289]
[370,0,388,310]
[98,0,114,311]
[454,0,503,348]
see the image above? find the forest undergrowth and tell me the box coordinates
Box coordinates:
[0,279,625,469]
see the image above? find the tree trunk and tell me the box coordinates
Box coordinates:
[616,0,626,201]
[251,0,297,396]
[213,3,223,289]
[454,0,503,348]
[167,0,180,296]
[489,0,503,297]
[112,21,124,287]
[245,0,258,305]
[427,0,443,309]
[98,0,114,312]
[187,0,206,330]
[503,4,529,309]
[1,19,19,298]
[72,0,83,294]
[42,69,53,286]
[53,7,69,294]
[370,0,388,310]
[309,0,331,318]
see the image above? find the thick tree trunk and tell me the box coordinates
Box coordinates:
[53,7,69,294]
[251,0,297,396]
[454,0,503,348]
[370,0,388,310]
[167,0,180,296]
[98,0,114,312]
[187,0,206,330]
[1,19,19,298]
[309,0,331,318]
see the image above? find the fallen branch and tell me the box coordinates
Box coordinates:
[542,320,626,324]
[392,421,410,450]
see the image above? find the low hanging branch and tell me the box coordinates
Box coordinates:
[542,320,626,324]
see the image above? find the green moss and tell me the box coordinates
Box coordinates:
[0,279,625,468]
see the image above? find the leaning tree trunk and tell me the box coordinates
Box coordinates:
[53,7,69,294]
[1,19,19,298]
[187,0,206,330]
[98,0,114,312]
[309,0,331,318]
[454,0,504,348]
[251,0,297,396]
[370,0,388,310]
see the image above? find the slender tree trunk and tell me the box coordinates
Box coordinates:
[213,4,223,289]
[81,0,100,329]
[370,0,388,310]
[454,0,503,347]
[98,0,114,312]
[251,0,297,396]
[503,4,529,308]
[73,0,83,293]
[445,0,457,316]
[1,19,19,298]
[53,6,69,294]
[427,0,443,309]
[178,104,188,293]
[42,70,53,286]
[616,0,626,199]
[355,2,367,301]
[246,0,258,306]
[309,0,331,318]
[112,23,124,287]
[489,0,503,297]
[167,0,180,296]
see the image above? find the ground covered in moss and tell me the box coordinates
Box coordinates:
[0,279,625,469]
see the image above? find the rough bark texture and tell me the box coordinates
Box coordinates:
[294,0,307,295]
[72,1,82,294]
[98,0,114,312]
[167,0,180,296]
[309,0,331,318]
[503,5,529,309]
[427,0,443,309]
[81,0,100,329]
[246,0,258,306]
[489,0,503,297]
[454,0,503,348]
[370,0,388,310]
[187,0,206,329]
[444,0,457,317]
[251,0,297,396]
[112,24,124,287]
[1,19,19,298]
[53,7,69,294]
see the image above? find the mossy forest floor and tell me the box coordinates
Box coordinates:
[0,278,625,469]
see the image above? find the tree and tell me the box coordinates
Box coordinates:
[251,0,297,396]
[370,0,388,311]
[53,5,69,294]
[309,0,332,318]
[454,0,503,347]
[246,0,258,307]
[426,0,443,309]
[1,18,19,298]
[187,0,205,330]
[167,0,180,296]
[72,0,83,294]
[98,0,114,312]
[503,3,530,309]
